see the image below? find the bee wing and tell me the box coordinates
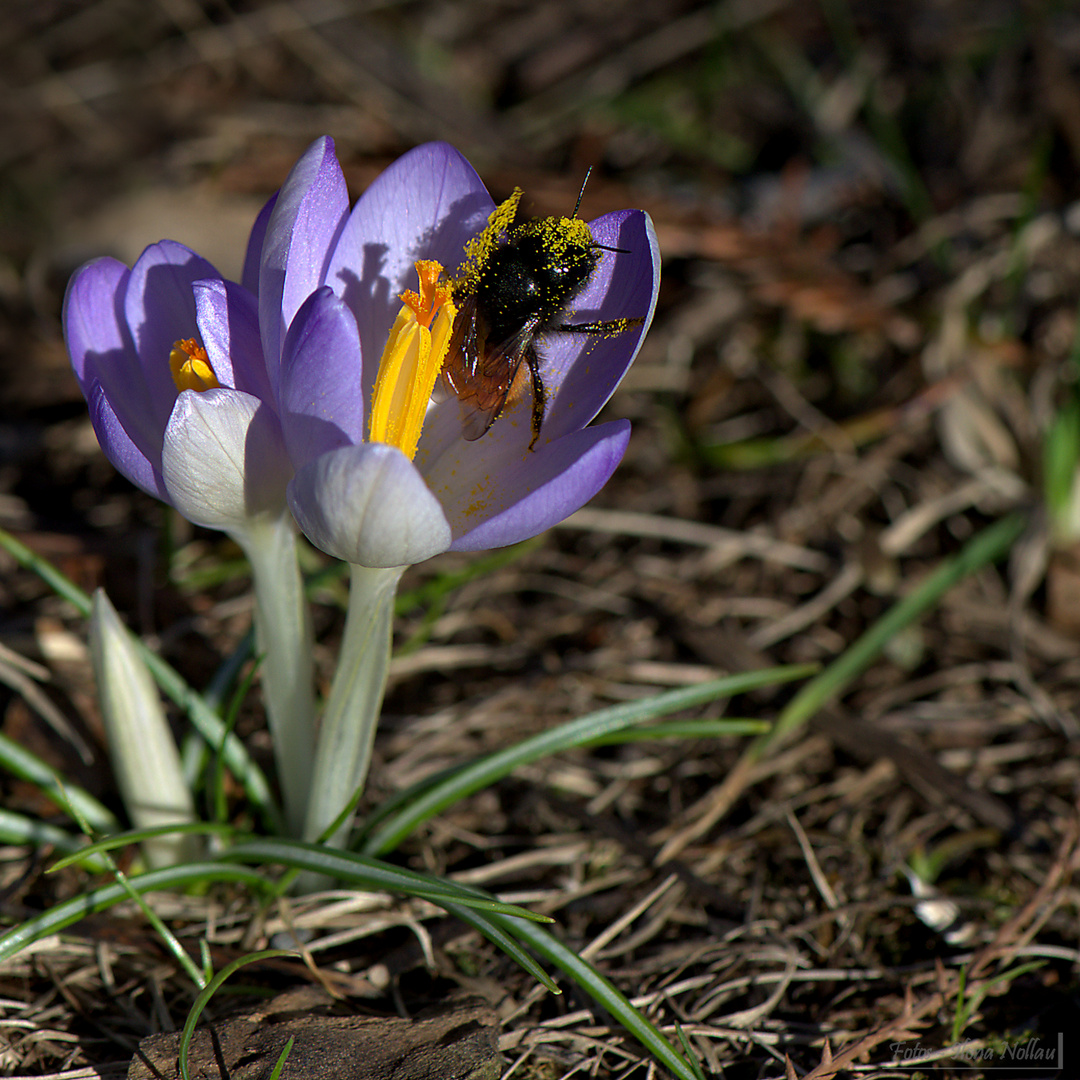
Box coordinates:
[443,306,539,441]
[441,293,480,390]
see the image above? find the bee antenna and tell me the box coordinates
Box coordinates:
[593,242,631,254]
[572,167,593,219]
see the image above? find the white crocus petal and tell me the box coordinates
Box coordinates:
[288,442,452,567]
[89,590,198,868]
[162,389,291,529]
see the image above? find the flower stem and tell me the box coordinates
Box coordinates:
[302,563,404,848]
[234,514,316,838]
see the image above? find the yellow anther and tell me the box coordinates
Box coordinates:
[169,338,219,393]
[369,260,457,460]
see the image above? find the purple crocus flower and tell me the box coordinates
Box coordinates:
[255,137,660,568]
[64,240,319,838]
[63,242,289,531]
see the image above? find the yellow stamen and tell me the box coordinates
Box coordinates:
[169,338,219,392]
[369,259,457,460]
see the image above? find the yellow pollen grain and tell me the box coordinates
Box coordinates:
[169,338,219,392]
[369,260,457,461]
[454,190,522,293]
[523,215,591,260]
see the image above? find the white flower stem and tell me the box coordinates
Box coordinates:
[302,563,404,848]
[233,513,317,838]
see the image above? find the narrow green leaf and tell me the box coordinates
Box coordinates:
[219,839,553,923]
[676,1022,707,1080]
[1044,399,1080,525]
[360,665,815,856]
[0,809,112,871]
[100,855,208,988]
[138,638,283,835]
[435,901,559,993]
[582,718,770,745]
[756,512,1027,758]
[0,731,118,834]
[268,1036,295,1080]
[211,659,260,825]
[0,864,270,962]
[180,950,294,1080]
[48,822,238,873]
[0,528,92,617]
[51,784,204,988]
[494,915,700,1080]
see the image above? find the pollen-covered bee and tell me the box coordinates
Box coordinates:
[441,176,644,448]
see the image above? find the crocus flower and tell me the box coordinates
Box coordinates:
[64,241,316,839]
[255,137,660,568]
[63,243,290,531]
[242,137,660,849]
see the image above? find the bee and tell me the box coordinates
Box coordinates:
[441,173,644,448]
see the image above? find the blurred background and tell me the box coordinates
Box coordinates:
[3,1,1080,1076]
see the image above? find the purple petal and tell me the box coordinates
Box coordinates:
[326,142,493,413]
[279,287,366,472]
[193,279,271,404]
[64,257,131,389]
[288,443,452,567]
[259,137,349,384]
[538,210,660,443]
[65,256,169,493]
[162,389,290,529]
[242,192,277,295]
[428,419,631,550]
[123,241,221,435]
[65,256,165,462]
[84,378,168,500]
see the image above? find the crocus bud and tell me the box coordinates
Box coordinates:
[89,590,199,868]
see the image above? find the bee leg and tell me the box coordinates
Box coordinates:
[527,350,546,450]
[557,316,645,337]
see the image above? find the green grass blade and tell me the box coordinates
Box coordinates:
[219,838,553,923]
[676,1022,707,1080]
[47,822,239,873]
[0,527,93,617]
[360,664,815,856]
[0,731,118,834]
[53,784,205,988]
[210,659,260,825]
[99,853,209,988]
[757,512,1027,758]
[582,717,770,745]
[492,914,700,1080]
[0,809,112,871]
[438,900,559,992]
[356,718,769,846]
[179,950,294,1080]
[267,1037,295,1080]
[0,863,271,962]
